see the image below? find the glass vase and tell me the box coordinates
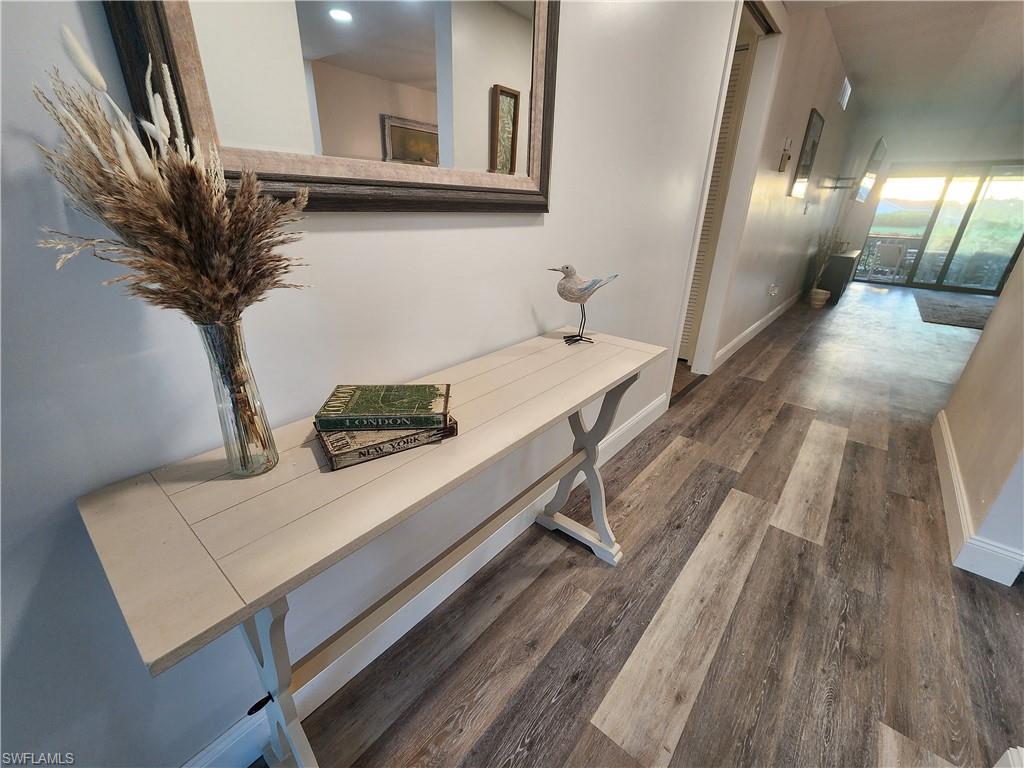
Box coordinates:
[197,321,279,477]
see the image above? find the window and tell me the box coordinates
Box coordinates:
[854,163,1024,293]
[943,165,1024,290]
[914,177,980,284]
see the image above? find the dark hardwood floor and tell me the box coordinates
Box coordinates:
[671,360,703,402]
[302,284,1023,768]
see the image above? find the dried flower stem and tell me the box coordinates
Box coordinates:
[36,30,308,324]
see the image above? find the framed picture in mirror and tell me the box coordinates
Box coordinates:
[789,108,825,199]
[381,115,439,167]
[103,1,559,212]
[490,85,520,174]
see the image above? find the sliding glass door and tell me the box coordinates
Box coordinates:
[913,176,981,285]
[855,162,1024,295]
[940,165,1024,291]
[855,177,945,285]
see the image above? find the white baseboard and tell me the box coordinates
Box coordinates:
[706,292,800,374]
[598,392,668,460]
[932,411,971,556]
[955,535,1024,586]
[182,716,261,768]
[995,746,1024,768]
[932,411,1024,586]
[183,393,668,768]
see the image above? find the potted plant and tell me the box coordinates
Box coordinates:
[35,27,308,476]
[808,228,843,309]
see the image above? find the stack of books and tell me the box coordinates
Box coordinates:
[313,384,457,470]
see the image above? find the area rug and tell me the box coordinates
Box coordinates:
[913,290,996,330]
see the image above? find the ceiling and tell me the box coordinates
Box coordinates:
[295,1,535,93]
[296,1,439,91]
[809,1,1024,129]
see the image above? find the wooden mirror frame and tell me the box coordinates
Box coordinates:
[104,1,559,212]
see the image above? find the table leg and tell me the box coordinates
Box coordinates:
[536,374,638,565]
[241,597,319,768]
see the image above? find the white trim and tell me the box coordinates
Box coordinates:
[932,411,971,556]
[599,392,668,460]
[708,291,800,372]
[932,411,1024,586]
[181,715,261,768]
[995,746,1024,768]
[956,536,1024,586]
[182,393,668,768]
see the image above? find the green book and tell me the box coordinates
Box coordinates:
[317,417,458,470]
[314,384,450,431]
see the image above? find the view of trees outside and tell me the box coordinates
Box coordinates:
[856,166,1024,291]
[944,167,1024,289]
[856,177,945,282]
[869,176,946,238]
[916,177,979,283]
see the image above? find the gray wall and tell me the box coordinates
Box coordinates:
[1,1,736,763]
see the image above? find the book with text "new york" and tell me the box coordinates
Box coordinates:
[317,417,458,470]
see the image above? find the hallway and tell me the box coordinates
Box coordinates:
[302,284,1022,768]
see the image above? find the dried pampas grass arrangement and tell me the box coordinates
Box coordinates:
[36,27,310,476]
[36,26,308,324]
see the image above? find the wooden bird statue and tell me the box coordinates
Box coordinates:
[548,264,618,345]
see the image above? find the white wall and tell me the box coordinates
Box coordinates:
[697,6,857,369]
[943,259,1023,529]
[977,456,1023,555]
[311,60,438,161]
[451,1,533,174]
[935,261,1024,583]
[191,1,316,154]
[0,1,736,764]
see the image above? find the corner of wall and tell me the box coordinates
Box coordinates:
[933,410,1024,586]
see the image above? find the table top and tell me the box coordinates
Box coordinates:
[78,329,665,675]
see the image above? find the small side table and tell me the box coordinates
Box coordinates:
[819,250,861,303]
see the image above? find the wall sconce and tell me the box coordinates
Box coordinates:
[777,138,792,173]
[820,176,858,190]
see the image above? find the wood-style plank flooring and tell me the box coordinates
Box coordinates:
[671,361,702,400]
[302,284,1023,768]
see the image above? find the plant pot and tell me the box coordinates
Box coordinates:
[809,288,831,309]
[197,321,279,476]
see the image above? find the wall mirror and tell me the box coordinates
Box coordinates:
[854,137,887,203]
[104,1,559,212]
[789,108,824,199]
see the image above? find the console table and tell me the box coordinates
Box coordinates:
[78,328,665,766]
[818,249,861,303]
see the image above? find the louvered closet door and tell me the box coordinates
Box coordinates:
[679,43,752,361]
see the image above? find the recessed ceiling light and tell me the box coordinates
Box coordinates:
[329,8,353,22]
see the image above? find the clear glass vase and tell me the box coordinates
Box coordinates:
[197,321,279,477]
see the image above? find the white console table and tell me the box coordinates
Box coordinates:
[78,328,665,766]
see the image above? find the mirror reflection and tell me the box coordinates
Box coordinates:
[190,1,535,176]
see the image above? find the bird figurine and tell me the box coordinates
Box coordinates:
[548,264,618,345]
